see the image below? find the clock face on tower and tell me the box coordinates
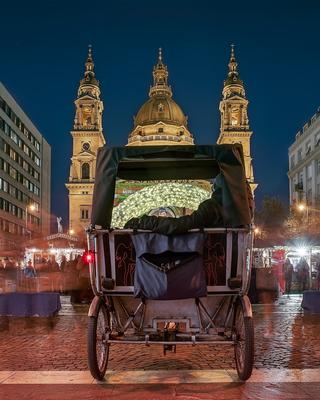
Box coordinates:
[82,142,91,151]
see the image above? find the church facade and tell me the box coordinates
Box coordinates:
[217,45,256,192]
[65,46,105,236]
[66,46,256,235]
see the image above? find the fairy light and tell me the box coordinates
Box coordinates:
[111,183,211,228]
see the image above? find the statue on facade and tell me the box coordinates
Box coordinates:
[57,217,63,233]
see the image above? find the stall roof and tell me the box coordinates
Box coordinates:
[91,144,251,228]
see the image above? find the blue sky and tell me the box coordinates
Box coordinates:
[1,0,319,221]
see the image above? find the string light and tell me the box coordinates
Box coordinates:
[111,183,211,228]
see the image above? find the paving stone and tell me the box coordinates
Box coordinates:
[240,382,313,400]
[1,383,319,400]
[0,295,319,371]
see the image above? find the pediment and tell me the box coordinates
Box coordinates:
[226,94,246,102]
[77,93,96,101]
[79,150,95,157]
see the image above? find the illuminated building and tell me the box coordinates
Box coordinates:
[288,108,320,206]
[65,46,105,236]
[217,45,257,193]
[67,46,255,233]
[0,82,51,250]
[127,48,194,146]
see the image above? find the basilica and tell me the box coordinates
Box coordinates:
[66,46,256,236]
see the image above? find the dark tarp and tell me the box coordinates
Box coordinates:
[132,232,207,300]
[0,292,61,317]
[91,144,251,228]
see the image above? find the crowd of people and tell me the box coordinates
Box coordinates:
[0,254,86,275]
[283,256,320,294]
[0,254,91,301]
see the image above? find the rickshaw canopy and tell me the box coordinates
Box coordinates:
[91,144,252,228]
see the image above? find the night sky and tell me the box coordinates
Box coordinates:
[1,0,319,224]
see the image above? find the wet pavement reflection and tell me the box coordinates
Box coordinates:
[0,294,319,371]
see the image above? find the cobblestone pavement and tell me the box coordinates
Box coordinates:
[1,382,320,400]
[0,295,319,371]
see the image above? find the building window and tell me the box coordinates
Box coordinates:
[0,97,41,151]
[307,188,312,202]
[306,141,311,155]
[158,128,164,133]
[81,163,90,179]
[290,155,295,168]
[296,172,304,192]
[80,209,89,220]
[307,163,313,179]
[297,149,302,162]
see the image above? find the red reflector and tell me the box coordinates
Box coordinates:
[83,251,94,264]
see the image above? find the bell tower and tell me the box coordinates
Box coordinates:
[218,45,257,193]
[65,46,105,236]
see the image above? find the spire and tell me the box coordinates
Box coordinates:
[149,48,172,97]
[158,47,163,63]
[80,45,99,87]
[228,44,238,75]
[224,44,243,88]
[85,44,93,71]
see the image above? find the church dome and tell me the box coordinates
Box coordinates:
[127,49,194,146]
[134,95,187,128]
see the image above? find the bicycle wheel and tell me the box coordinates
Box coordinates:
[233,298,254,381]
[87,300,110,380]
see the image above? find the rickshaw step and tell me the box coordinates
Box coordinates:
[106,339,234,346]
[107,332,233,342]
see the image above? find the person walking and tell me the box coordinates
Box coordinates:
[283,258,294,294]
[24,260,36,278]
[297,257,309,292]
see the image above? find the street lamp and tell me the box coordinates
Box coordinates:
[297,203,309,225]
[253,226,262,240]
[25,203,36,239]
[297,202,320,227]
[69,229,75,236]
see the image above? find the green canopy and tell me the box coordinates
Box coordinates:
[91,144,251,228]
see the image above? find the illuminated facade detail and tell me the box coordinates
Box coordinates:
[127,49,194,146]
[288,109,320,207]
[217,45,257,193]
[111,183,211,228]
[65,46,106,236]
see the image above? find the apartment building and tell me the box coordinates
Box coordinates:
[288,108,320,207]
[0,82,51,249]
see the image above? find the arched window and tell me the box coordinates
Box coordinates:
[82,163,90,179]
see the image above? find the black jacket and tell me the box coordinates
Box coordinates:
[124,197,223,234]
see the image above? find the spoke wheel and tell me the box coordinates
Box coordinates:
[87,301,110,380]
[233,298,254,381]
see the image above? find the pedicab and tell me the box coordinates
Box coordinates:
[85,144,254,381]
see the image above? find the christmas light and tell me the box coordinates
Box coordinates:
[83,251,95,264]
[111,182,211,228]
